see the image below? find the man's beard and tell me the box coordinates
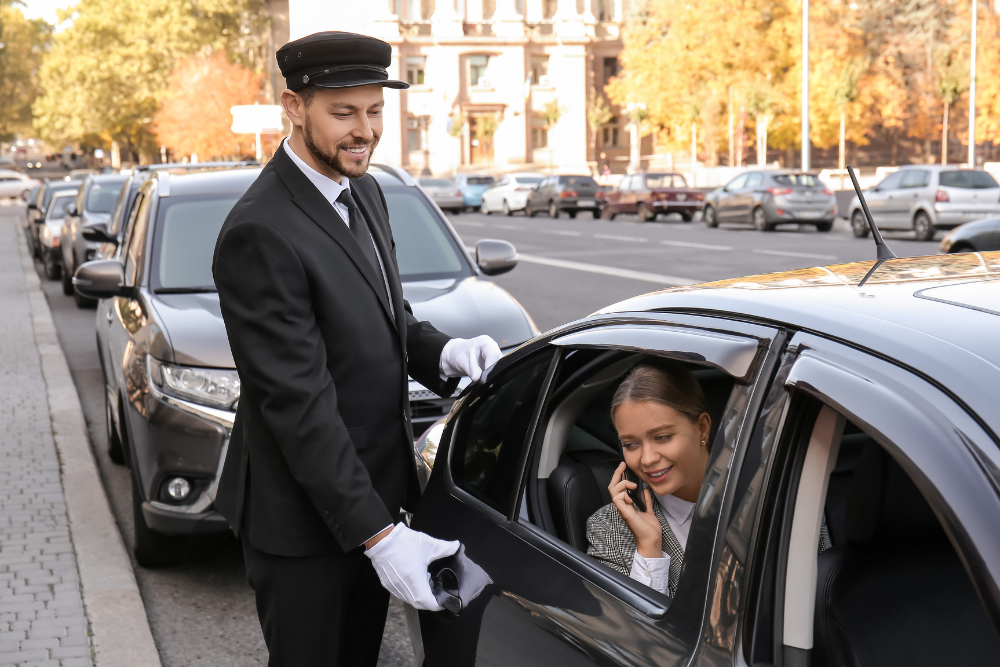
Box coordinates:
[303,113,378,179]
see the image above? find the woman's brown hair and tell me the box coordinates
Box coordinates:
[611,360,710,425]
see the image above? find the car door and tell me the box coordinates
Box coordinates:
[866,170,905,228]
[718,174,749,220]
[412,315,784,666]
[900,168,931,228]
[739,172,766,221]
[622,175,639,213]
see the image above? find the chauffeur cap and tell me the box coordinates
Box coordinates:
[277,31,409,92]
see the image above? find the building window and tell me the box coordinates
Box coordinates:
[602,116,620,147]
[530,55,549,85]
[543,0,557,19]
[406,56,426,86]
[532,115,548,149]
[470,55,489,87]
[408,128,423,152]
[603,57,619,85]
[597,0,614,21]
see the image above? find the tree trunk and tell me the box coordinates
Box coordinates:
[728,85,735,166]
[839,109,845,170]
[736,107,746,168]
[942,100,950,165]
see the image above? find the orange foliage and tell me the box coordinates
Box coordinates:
[154,51,263,160]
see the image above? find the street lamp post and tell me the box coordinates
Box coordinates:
[968,0,978,167]
[802,0,810,171]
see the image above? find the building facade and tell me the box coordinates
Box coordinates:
[285,0,635,175]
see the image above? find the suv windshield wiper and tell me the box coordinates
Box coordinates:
[154,287,218,294]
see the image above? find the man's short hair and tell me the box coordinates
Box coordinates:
[300,86,318,107]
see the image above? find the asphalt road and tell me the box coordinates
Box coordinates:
[2,199,943,666]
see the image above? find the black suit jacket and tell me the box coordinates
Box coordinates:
[212,145,458,557]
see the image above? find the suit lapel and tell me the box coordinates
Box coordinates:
[350,179,406,334]
[272,147,397,330]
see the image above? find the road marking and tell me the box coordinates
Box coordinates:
[519,254,697,286]
[660,240,733,251]
[454,220,485,227]
[494,224,521,230]
[540,229,583,236]
[594,233,649,242]
[752,248,838,260]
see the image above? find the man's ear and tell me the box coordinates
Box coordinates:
[281,89,305,129]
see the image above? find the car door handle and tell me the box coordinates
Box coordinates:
[106,308,113,323]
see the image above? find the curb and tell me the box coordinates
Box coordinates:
[17,233,162,667]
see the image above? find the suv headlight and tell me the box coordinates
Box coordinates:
[147,357,240,410]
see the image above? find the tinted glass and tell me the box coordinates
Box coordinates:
[900,170,930,188]
[514,176,542,185]
[86,181,125,213]
[747,173,765,187]
[939,170,1000,189]
[453,352,552,512]
[124,194,152,286]
[42,185,76,208]
[559,176,598,188]
[727,174,749,190]
[419,178,453,187]
[47,195,74,219]
[383,186,470,281]
[467,176,494,185]
[876,171,905,190]
[773,173,821,187]
[645,174,679,188]
[151,195,239,291]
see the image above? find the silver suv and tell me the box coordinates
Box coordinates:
[849,165,1000,241]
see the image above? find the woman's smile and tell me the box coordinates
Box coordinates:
[644,465,674,484]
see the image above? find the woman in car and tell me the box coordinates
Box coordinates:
[585,361,711,598]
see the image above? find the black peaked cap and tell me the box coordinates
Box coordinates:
[277,31,409,92]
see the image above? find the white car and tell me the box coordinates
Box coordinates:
[480,172,544,215]
[0,170,38,199]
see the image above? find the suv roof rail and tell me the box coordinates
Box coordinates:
[133,160,258,172]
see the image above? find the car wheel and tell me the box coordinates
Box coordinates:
[61,261,75,296]
[948,242,974,254]
[851,210,871,238]
[815,221,833,233]
[548,201,559,218]
[107,393,125,465]
[525,202,535,217]
[913,211,935,242]
[601,207,616,221]
[637,203,651,223]
[703,205,718,228]
[43,252,60,280]
[502,199,512,216]
[568,211,577,219]
[681,213,693,223]
[753,207,772,231]
[132,473,188,568]
[480,200,489,215]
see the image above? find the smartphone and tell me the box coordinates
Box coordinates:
[621,462,647,513]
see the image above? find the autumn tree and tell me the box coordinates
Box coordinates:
[0,2,52,142]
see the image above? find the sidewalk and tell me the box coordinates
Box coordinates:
[0,210,160,667]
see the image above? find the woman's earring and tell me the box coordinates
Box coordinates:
[701,440,706,446]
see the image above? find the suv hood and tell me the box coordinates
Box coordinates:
[150,275,537,369]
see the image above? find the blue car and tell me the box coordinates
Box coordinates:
[454,174,496,209]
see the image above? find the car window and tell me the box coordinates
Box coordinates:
[467,176,494,185]
[726,174,749,191]
[47,195,74,220]
[515,176,542,186]
[644,174,673,189]
[773,173,821,187]
[86,181,125,213]
[107,182,132,236]
[451,351,553,514]
[899,170,931,189]
[560,176,598,188]
[150,194,240,291]
[419,178,453,188]
[939,170,1000,189]
[746,173,765,188]
[498,177,509,187]
[875,170,904,191]
[383,186,470,281]
[124,194,152,286]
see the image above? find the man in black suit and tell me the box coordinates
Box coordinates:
[212,31,501,666]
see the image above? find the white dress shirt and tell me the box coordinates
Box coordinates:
[628,493,695,595]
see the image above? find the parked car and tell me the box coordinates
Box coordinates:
[406,251,1000,667]
[24,180,83,258]
[940,216,1000,253]
[38,190,79,280]
[419,177,465,213]
[454,174,495,209]
[59,173,128,307]
[525,174,602,219]
[601,172,705,222]
[0,169,38,199]
[848,166,1000,241]
[704,170,837,231]
[480,172,544,215]
[75,163,537,567]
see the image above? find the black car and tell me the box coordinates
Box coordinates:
[526,174,601,219]
[940,216,1000,253]
[407,252,1000,666]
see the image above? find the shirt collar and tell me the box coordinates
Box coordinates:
[283,139,350,207]
[654,492,695,525]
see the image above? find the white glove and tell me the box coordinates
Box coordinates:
[364,523,460,611]
[440,335,502,383]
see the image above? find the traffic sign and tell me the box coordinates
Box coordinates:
[231,104,284,134]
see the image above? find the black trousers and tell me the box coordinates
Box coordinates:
[241,534,390,666]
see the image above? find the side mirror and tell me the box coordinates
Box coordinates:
[27,201,38,210]
[81,222,117,244]
[73,260,132,299]
[475,239,518,276]
[67,203,78,217]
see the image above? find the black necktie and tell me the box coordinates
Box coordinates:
[337,188,382,280]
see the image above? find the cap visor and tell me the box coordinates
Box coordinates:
[313,79,410,90]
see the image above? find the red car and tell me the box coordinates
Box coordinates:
[601,172,704,222]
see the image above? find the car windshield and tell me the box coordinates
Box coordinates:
[466,176,494,185]
[420,179,453,188]
[513,176,542,185]
[42,186,75,208]
[86,181,125,213]
[151,194,240,292]
[939,170,999,189]
[774,173,822,187]
[560,176,598,188]
[383,186,470,282]
[645,173,686,188]
[47,196,74,219]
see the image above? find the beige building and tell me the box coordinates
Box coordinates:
[283,0,636,175]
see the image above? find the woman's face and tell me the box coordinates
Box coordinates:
[613,400,711,503]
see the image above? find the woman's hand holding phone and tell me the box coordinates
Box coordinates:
[609,462,663,559]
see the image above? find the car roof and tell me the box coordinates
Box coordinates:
[86,173,129,184]
[152,167,263,197]
[49,190,77,199]
[0,170,25,178]
[597,252,1000,435]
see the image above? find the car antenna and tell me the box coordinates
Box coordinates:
[848,164,896,287]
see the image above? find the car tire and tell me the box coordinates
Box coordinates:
[948,242,974,254]
[525,202,535,217]
[43,252,61,280]
[502,200,512,216]
[815,221,833,233]
[681,214,693,222]
[132,473,188,568]
[851,210,871,238]
[480,201,489,215]
[568,211,577,219]
[601,207,616,221]
[107,392,125,465]
[637,203,651,223]
[753,207,772,231]
[703,205,718,228]
[61,261,74,296]
[548,201,559,218]
[74,289,96,309]
[913,211,935,241]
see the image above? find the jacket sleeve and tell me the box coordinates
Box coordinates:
[585,504,633,576]
[214,220,394,550]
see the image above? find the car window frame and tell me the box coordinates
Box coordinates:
[124,190,154,287]
[874,170,904,191]
[901,169,931,189]
[727,174,749,191]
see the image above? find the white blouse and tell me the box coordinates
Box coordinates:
[628,493,695,595]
